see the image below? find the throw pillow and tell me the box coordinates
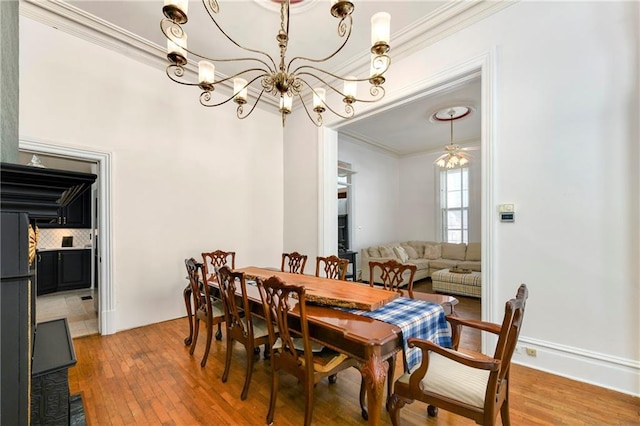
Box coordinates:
[393,246,409,263]
[368,246,381,258]
[401,243,419,259]
[379,245,395,258]
[441,242,467,260]
[423,244,441,260]
[466,242,481,261]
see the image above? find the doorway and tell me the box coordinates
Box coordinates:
[320,52,496,353]
[19,138,114,335]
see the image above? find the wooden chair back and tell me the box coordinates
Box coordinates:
[185,257,207,313]
[216,266,253,344]
[368,259,417,297]
[492,284,528,384]
[201,250,236,282]
[281,251,308,274]
[257,275,314,388]
[315,255,348,280]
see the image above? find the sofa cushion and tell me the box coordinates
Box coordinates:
[466,242,481,261]
[401,243,419,259]
[394,246,409,263]
[368,246,381,258]
[423,244,441,260]
[406,241,425,258]
[457,260,481,271]
[411,259,430,271]
[441,243,467,261]
[429,259,459,270]
[379,245,396,258]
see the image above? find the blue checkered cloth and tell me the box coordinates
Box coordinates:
[344,297,452,372]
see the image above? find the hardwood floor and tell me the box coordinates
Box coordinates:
[69,289,639,425]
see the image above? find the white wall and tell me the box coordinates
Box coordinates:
[19,17,284,332]
[286,1,639,395]
[380,1,640,394]
[338,136,400,254]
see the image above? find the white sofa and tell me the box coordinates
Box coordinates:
[360,241,481,284]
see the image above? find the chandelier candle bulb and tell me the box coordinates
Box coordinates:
[313,88,326,112]
[167,33,187,65]
[163,0,188,23]
[343,77,357,102]
[371,12,390,53]
[198,61,215,91]
[233,78,248,104]
[280,95,293,114]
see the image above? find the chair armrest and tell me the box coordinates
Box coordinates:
[446,315,501,350]
[406,338,500,390]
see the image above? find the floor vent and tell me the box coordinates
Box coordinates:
[80,296,93,300]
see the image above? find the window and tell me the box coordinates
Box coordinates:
[440,167,469,243]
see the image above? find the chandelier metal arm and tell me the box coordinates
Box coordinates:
[295,91,323,127]
[296,70,386,104]
[287,15,353,72]
[200,0,278,72]
[237,89,267,120]
[198,74,266,107]
[296,77,354,122]
[161,18,275,72]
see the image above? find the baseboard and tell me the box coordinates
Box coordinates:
[100,309,116,335]
[512,337,640,397]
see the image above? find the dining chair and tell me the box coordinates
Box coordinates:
[388,284,529,426]
[216,266,270,400]
[183,250,236,347]
[199,250,236,341]
[368,259,417,297]
[281,251,308,274]
[184,258,226,368]
[315,255,348,280]
[358,259,417,418]
[256,275,361,426]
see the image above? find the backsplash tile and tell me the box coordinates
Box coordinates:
[37,228,92,249]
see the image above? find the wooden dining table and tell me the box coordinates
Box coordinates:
[235,267,404,426]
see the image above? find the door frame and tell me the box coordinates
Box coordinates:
[319,50,497,352]
[19,137,115,335]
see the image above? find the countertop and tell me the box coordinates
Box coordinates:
[37,247,92,252]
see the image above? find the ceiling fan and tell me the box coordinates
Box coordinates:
[433,106,478,169]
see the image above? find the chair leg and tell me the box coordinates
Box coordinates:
[266,369,278,426]
[359,376,368,420]
[241,342,255,400]
[222,335,233,383]
[189,317,200,356]
[500,397,511,426]
[200,317,214,368]
[183,285,193,346]
[263,343,271,360]
[388,393,412,426]
[303,377,315,426]
[215,323,223,341]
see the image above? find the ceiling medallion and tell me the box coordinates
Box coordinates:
[161,0,392,127]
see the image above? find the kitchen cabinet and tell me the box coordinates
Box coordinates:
[38,190,92,229]
[36,249,91,295]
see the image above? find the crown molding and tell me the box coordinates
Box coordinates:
[19,0,275,107]
[20,0,514,112]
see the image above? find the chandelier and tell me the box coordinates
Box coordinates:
[434,106,472,169]
[161,0,391,126]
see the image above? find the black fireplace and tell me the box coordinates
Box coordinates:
[1,162,96,425]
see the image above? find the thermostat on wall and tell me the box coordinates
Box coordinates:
[498,204,515,222]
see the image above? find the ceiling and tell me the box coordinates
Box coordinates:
[58,0,481,156]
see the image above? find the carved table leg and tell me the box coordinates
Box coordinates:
[183,284,194,346]
[361,353,388,426]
